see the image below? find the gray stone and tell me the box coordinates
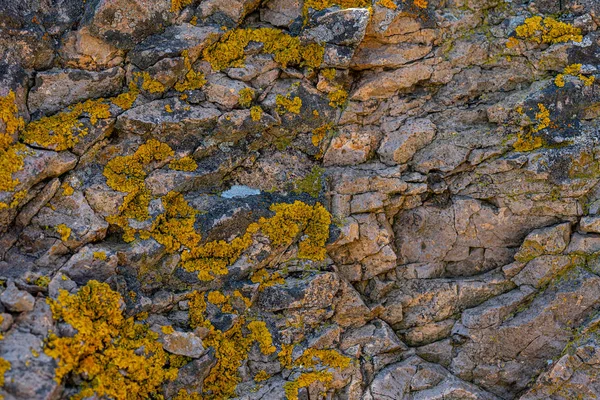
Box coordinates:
[0,281,35,312]
[28,67,124,115]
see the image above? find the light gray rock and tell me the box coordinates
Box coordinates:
[162,331,206,358]
[0,281,35,312]
[28,67,125,115]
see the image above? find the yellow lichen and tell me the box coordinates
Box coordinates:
[0,357,10,389]
[45,281,178,400]
[250,106,263,121]
[515,16,582,44]
[103,140,175,242]
[93,251,107,261]
[161,325,175,334]
[376,0,397,9]
[207,290,228,305]
[0,91,26,198]
[180,201,330,281]
[150,191,201,252]
[188,290,277,399]
[251,268,285,290]
[276,94,303,115]
[533,103,551,132]
[557,64,596,87]
[174,50,207,92]
[165,104,173,113]
[112,81,140,110]
[170,0,193,12]
[169,156,198,171]
[34,276,51,287]
[238,87,255,108]
[137,72,166,94]
[554,74,565,87]
[581,75,595,86]
[254,370,270,382]
[22,98,110,151]
[506,37,520,49]
[513,131,543,152]
[328,89,347,108]
[61,182,74,196]
[203,28,324,71]
[56,224,71,242]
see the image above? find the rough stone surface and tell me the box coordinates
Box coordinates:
[1,0,600,399]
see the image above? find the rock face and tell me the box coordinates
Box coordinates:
[0,0,599,399]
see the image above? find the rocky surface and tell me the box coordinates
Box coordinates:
[0,0,600,399]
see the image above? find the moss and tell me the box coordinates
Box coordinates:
[174,50,207,92]
[276,94,302,115]
[238,87,255,108]
[0,91,26,196]
[45,281,178,400]
[293,166,325,198]
[327,89,347,108]
[169,156,198,171]
[282,349,351,400]
[203,28,324,71]
[56,224,71,242]
[22,98,110,151]
[250,106,263,121]
[207,290,228,305]
[515,16,582,44]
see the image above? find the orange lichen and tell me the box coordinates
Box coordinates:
[45,281,178,400]
[515,16,582,44]
[203,28,324,71]
[413,0,428,8]
[506,37,520,49]
[137,72,166,94]
[513,131,543,152]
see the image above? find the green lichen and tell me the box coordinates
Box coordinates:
[293,166,325,198]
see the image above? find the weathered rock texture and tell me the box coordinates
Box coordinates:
[0,0,599,399]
